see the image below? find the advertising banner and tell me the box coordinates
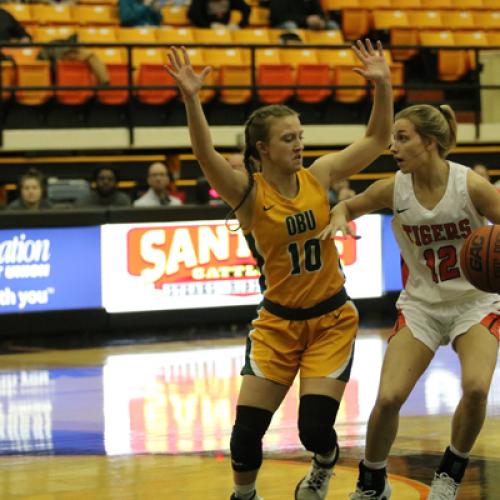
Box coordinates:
[382,215,403,292]
[101,215,382,313]
[0,227,101,314]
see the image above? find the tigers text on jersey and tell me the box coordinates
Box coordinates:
[392,161,495,304]
[244,168,344,309]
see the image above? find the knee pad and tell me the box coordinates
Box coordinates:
[298,394,339,455]
[230,405,273,472]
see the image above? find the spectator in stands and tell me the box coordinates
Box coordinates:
[6,168,53,211]
[194,153,245,205]
[473,163,500,191]
[472,163,490,182]
[0,7,30,45]
[279,30,304,45]
[195,176,226,205]
[118,0,163,27]
[76,166,131,207]
[0,184,7,210]
[194,152,246,205]
[37,34,109,86]
[269,0,338,30]
[328,178,356,206]
[195,176,211,204]
[134,162,183,207]
[227,152,246,174]
[0,7,109,85]
[188,0,251,29]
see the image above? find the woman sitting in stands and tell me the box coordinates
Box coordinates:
[6,168,53,211]
[0,7,109,86]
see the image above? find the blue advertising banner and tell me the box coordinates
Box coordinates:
[0,226,101,313]
[382,215,403,292]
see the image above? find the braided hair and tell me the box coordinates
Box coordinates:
[226,104,298,227]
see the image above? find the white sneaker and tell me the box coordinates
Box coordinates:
[349,478,392,499]
[294,461,333,500]
[295,445,340,500]
[427,472,459,499]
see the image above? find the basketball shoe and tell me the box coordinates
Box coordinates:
[349,480,392,499]
[230,493,262,500]
[349,460,392,499]
[427,472,459,499]
[294,444,339,499]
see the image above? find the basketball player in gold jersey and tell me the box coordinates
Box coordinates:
[166,40,393,500]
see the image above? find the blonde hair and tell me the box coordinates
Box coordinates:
[395,104,457,158]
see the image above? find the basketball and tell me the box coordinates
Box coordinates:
[460,225,500,293]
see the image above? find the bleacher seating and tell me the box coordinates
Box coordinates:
[16,62,52,105]
[32,4,74,25]
[72,5,118,26]
[56,60,95,105]
[0,0,499,124]
[0,1,498,222]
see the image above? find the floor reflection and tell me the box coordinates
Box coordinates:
[0,333,499,457]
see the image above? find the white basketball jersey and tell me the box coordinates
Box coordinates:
[392,161,492,304]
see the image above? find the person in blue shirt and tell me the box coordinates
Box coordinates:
[119,0,163,27]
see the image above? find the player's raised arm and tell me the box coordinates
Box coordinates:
[309,39,393,189]
[165,46,251,209]
[319,177,394,240]
[467,169,500,224]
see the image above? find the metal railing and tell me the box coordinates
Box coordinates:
[0,41,499,147]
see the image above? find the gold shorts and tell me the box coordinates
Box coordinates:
[241,301,358,386]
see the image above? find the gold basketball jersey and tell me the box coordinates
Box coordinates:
[244,167,345,308]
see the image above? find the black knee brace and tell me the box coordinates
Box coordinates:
[298,394,339,455]
[230,405,273,472]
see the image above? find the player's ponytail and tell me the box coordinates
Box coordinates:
[438,104,457,153]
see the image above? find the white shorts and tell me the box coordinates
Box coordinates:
[393,293,500,352]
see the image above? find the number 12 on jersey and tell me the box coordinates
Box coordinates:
[423,245,461,283]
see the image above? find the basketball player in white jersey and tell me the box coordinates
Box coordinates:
[320,104,500,499]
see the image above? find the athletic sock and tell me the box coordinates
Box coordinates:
[437,446,469,483]
[364,458,388,470]
[233,482,257,500]
[449,443,470,460]
[315,443,339,467]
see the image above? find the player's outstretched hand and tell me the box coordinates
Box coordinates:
[351,39,390,84]
[318,206,359,240]
[165,46,211,98]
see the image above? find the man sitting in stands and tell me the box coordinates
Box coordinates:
[472,163,490,182]
[76,166,131,207]
[188,0,251,30]
[269,0,338,30]
[134,162,183,207]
